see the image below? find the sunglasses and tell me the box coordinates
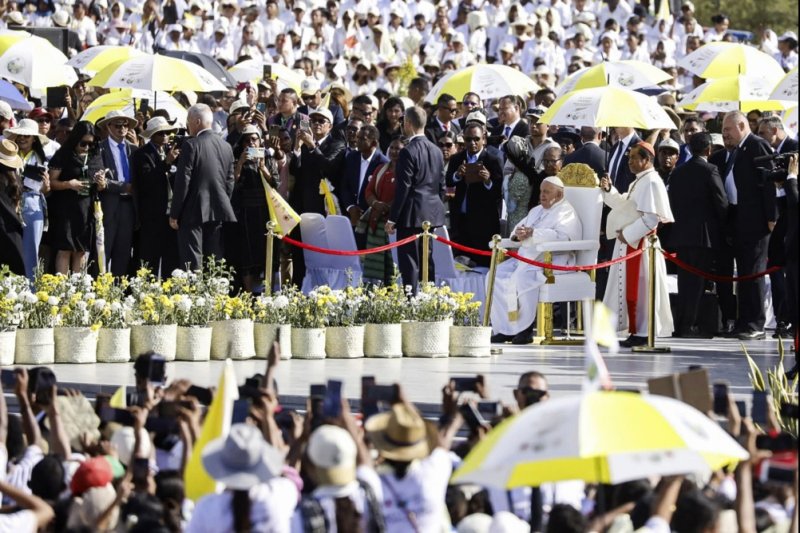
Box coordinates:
[310,117,329,124]
[442,107,458,113]
[79,141,93,148]
[35,117,52,124]
[463,136,481,142]
[111,122,129,129]
[462,101,479,108]
[439,142,454,147]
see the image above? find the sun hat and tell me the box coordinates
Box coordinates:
[4,11,27,26]
[4,118,50,145]
[52,10,72,27]
[301,78,321,95]
[70,456,113,496]
[201,423,284,491]
[552,126,581,147]
[96,110,137,130]
[364,403,438,461]
[465,110,487,126]
[67,484,118,530]
[229,99,251,115]
[240,124,262,138]
[658,137,680,153]
[0,101,13,121]
[142,116,178,138]
[307,425,357,486]
[110,426,152,466]
[309,107,333,123]
[0,139,24,170]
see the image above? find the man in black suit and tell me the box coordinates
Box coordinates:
[606,126,641,194]
[424,93,461,145]
[489,95,528,148]
[667,133,729,337]
[564,127,607,177]
[338,124,388,245]
[169,104,237,270]
[445,123,504,267]
[97,111,139,276]
[386,106,446,293]
[457,92,482,130]
[779,155,798,376]
[132,117,181,276]
[720,111,777,340]
[267,88,310,143]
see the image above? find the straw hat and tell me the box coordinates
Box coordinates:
[142,116,178,138]
[96,110,137,130]
[0,139,24,170]
[4,119,51,145]
[364,403,438,461]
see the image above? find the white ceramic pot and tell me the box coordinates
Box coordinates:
[97,328,130,363]
[402,321,450,358]
[291,327,326,359]
[131,324,177,361]
[54,327,98,363]
[449,326,492,357]
[0,329,15,365]
[254,323,292,359]
[325,325,364,359]
[210,319,256,360]
[364,323,402,358]
[176,326,212,361]
[14,328,54,364]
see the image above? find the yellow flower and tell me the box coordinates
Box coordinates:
[90,323,101,332]
[36,291,48,302]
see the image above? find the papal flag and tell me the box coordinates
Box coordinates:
[261,177,300,235]
[583,301,615,393]
[319,178,341,216]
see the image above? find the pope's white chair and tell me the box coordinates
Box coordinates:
[432,226,487,308]
[325,215,363,283]
[299,213,360,293]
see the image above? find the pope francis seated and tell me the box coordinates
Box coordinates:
[489,176,583,344]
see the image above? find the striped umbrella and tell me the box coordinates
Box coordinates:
[81,89,187,125]
[424,64,540,103]
[556,60,673,96]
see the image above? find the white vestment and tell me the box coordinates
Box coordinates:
[602,168,675,337]
[489,199,582,335]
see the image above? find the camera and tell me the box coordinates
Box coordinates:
[169,128,189,150]
[22,163,47,181]
[754,150,797,182]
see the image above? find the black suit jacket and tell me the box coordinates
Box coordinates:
[784,177,798,260]
[338,149,389,211]
[99,137,139,220]
[424,118,461,145]
[288,134,346,215]
[489,119,529,147]
[667,156,729,250]
[170,130,236,226]
[564,141,607,177]
[132,142,175,225]
[732,133,776,240]
[445,148,504,239]
[0,192,23,275]
[389,135,446,228]
[608,134,641,193]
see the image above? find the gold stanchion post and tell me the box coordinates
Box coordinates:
[483,235,503,327]
[633,234,671,353]
[421,221,431,284]
[264,221,276,295]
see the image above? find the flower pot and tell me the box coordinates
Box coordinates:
[326,325,364,359]
[176,326,212,361]
[291,327,326,359]
[402,321,450,358]
[54,327,98,363]
[97,328,130,363]
[449,326,492,357]
[254,323,292,360]
[210,319,256,360]
[0,329,16,365]
[131,324,177,361]
[15,328,54,364]
[364,323,402,358]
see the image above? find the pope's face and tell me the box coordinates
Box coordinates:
[539,182,561,209]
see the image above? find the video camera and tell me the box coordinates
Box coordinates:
[169,128,189,150]
[754,150,798,182]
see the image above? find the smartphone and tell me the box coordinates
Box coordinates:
[99,406,136,426]
[752,390,769,426]
[451,377,479,393]
[322,380,343,419]
[256,102,267,113]
[736,400,747,418]
[361,376,379,420]
[148,355,166,385]
[132,457,150,483]
[158,400,193,418]
[94,394,110,417]
[231,399,250,424]
[0,369,16,388]
[247,147,265,159]
[145,416,179,434]
[300,118,311,132]
[459,403,488,430]
[186,385,213,406]
[712,382,729,415]
[477,401,501,419]
[269,124,280,138]
[33,370,57,406]
[139,98,149,114]
[46,86,68,108]
[366,385,396,403]
[756,432,798,453]
[263,64,272,80]
[310,384,327,399]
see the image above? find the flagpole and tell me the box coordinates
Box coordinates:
[265,221,276,295]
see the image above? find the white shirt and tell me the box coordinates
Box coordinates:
[724,135,748,206]
[355,149,377,208]
[609,132,636,181]
[107,137,130,184]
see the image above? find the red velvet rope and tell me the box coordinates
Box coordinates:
[433,235,493,257]
[661,250,780,282]
[280,234,418,256]
[506,248,644,271]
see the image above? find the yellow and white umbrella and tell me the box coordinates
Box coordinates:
[0,29,32,55]
[67,45,145,74]
[424,64,540,103]
[783,106,798,137]
[0,35,76,88]
[452,391,748,488]
[227,59,303,92]
[556,60,673,96]
[678,42,785,81]
[89,55,227,92]
[770,66,798,102]
[81,89,187,125]
[678,74,791,113]
[538,86,676,129]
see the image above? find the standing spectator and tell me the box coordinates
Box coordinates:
[564,126,607,177]
[775,31,798,71]
[489,95,527,147]
[424,94,462,145]
[338,124,387,243]
[667,133,728,338]
[298,78,345,126]
[376,96,405,153]
[524,106,558,172]
[385,106,446,293]
[676,116,705,167]
[169,104,236,270]
[607,126,642,194]
[268,88,310,143]
[502,135,538,234]
[457,92,483,130]
[132,117,180,277]
[97,111,138,276]
[28,108,59,159]
[0,139,25,275]
[655,138,680,186]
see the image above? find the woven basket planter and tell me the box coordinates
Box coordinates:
[131,324,177,361]
[254,323,292,360]
[15,328,55,364]
[176,326,212,361]
[402,321,450,358]
[449,326,492,357]
[210,319,256,360]
[54,327,98,364]
[325,325,365,359]
[0,329,15,365]
[364,323,402,358]
[97,328,130,363]
[291,327,326,359]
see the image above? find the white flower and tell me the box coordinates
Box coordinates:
[177,298,193,313]
[75,300,87,310]
[273,295,289,308]
[22,292,37,304]
[171,269,187,279]
[84,292,96,300]
[93,299,107,311]
[47,296,59,306]
[195,297,206,307]
[110,302,123,313]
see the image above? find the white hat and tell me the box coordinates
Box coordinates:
[4,118,50,145]
[301,78,321,95]
[451,32,465,45]
[423,57,441,69]
[465,110,487,126]
[0,101,13,121]
[511,15,529,28]
[96,110,138,130]
[4,11,27,26]
[489,511,530,533]
[534,65,553,76]
[94,0,109,9]
[309,107,333,123]
[367,5,380,17]
[542,176,565,188]
[499,42,515,54]
[681,0,695,11]
[213,18,229,34]
[202,424,284,491]
[229,99,250,114]
[658,138,680,153]
[457,513,493,533]
[307,425,357,487]
[142,116,179,138]
[778,31,798,42]
[110,427,151,467]
[51,10,71,27]
[166,23,183,33]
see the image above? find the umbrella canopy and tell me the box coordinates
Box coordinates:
[425,64,540,103]
[556,60,673,96]
[770,67,798,102]
[228,59,303,92]
[0,30,32,55]
[452,391,748,488]
[678,75,791,113]
[678,42,785,81]
[159,50,237,89]
[67,45,145,74]
[89,55,227,93]
[0,79,33,110]
[0,36,76,89]
[783,106,798,137]
[81,89,187,126]
[538,86,676,129]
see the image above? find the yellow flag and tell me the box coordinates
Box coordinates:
[320,90,331,110]
[184,359,239,501]
[656,0,670,21]
[319,178,341,216]
[109,386,126,409]
[261,177,300,235]
[592,301,619,352]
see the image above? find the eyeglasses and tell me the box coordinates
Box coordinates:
[111,122,129,129]
[439,142,454,147]
[35,117,52,124]
[463,136,481,142]
[442,107,458,113]
[79,141,93,148]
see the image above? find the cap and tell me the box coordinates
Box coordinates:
[465,110,487,126]
[70,457,113,496]
[28,107,53,120]
[310,107,333,123]
[681,0,695,11]
[499,42,515,54]
[229,99,250,115]
[542,176,565,188]
[778,31,798,42]
[658,138,680,153]
[367,5,380,17]
[52,10,71,27]
[526,105,547,118]
[4,11,27,26]
[634,141,656,157]
[423,58,441,69]
[166,23,183,33]
[0,101,13,121]
[307,425,357,486]
[301,78,321,95]
[451,32,465,45]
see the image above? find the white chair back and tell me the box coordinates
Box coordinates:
[325,215,363,273]
[432,226,459,279]
[562,184,602,266]
[299,213,328,268]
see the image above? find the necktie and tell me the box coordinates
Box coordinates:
[504,125,512,138]
[118,142,130,183]
[610,142,624,181]
[443,122,449,132]
[724,148,738,177]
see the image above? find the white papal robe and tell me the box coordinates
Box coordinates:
[602,168,675,337]
[489,198,582,335]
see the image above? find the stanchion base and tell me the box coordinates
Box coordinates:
[632,345,672,353]
[533,337,584,346]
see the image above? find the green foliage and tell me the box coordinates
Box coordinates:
[693,0,798,37]
[743,340,798,437]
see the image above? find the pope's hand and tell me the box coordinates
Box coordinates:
[600,176,612,192]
